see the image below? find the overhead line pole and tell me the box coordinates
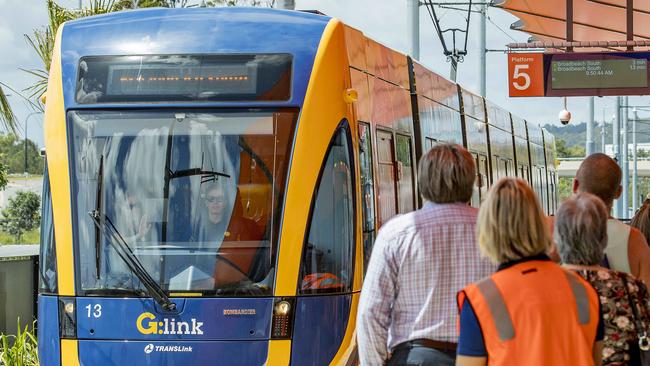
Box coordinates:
[478,3,480,98]
[614,96,622,218]
[408,0,420,60]
[633,108,639,212]
[622,96,630,218]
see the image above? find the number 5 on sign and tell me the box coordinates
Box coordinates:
[508,53,544,97]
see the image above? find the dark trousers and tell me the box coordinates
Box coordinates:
[387,344,456,366]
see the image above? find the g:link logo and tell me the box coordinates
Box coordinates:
[136,312,204,335]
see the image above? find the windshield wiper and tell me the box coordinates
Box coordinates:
[94,155,104,280]
[89,210,177,311]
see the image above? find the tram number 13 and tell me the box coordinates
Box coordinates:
[508,53,544,97]
[86,304,103,318]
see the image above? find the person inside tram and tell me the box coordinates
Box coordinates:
[631,193,650,245]
[456,177,603,366]
[572,154,650,285]
[557,192,650,365]
[194,181,266,287]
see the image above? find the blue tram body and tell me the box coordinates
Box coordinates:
[38,7,557,365]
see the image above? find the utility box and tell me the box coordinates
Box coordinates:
[0,245,39,335]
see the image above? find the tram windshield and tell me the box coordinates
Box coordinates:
[69,110,296,296]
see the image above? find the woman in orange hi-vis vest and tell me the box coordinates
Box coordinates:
[456,178,604,366]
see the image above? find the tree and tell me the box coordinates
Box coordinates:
[555,138,586,158]
[0,191,41,242]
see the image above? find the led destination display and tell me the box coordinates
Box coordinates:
[551,59,648,90]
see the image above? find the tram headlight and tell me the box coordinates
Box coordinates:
[58,297,77,339]
[274,301,291,316]
[271,298,295,339]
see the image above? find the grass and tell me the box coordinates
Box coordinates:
[0,320,39,366]
[7,175,43,182]
[0,229,39,245]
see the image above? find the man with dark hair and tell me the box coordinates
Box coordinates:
[573,153,650,285]
[357,144,496,366]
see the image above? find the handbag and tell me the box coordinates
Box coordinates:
[621,275,650,366]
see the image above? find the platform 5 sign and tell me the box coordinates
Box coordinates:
[508,53,544,97]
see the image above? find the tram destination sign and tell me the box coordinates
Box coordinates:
[508,52,650,97]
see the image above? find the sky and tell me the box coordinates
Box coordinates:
[1,0,647,147]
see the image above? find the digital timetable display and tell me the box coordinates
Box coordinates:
[551,59,648,89]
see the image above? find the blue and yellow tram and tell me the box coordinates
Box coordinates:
[37,7,557,365]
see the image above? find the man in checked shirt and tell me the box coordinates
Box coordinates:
[357,144,497,366]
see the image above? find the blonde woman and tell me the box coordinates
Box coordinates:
[456,178,604,366]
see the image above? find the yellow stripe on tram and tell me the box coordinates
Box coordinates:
[61,340,80,366]
[265,340,291,366]
[45,24,76,297]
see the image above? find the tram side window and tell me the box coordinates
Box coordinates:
[358,123,376,273]
[299,126,355,294]
[471,153,481,207]
[39,163,57,294]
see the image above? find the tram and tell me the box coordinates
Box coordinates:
[37,7,558,365]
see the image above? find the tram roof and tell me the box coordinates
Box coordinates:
[495,0,650,51]
[59,8,331,108]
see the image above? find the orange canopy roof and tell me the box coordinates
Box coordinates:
[494,0,650,50]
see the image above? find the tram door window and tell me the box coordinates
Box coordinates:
[39,163,57,294]
[358,123,376,272]
[519,165,530,182]
[299,127,355,294]
[395,134,415,214]
[376,130,398,226]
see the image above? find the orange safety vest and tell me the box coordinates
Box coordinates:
[458,260,600,366]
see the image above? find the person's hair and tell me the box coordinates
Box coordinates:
[631,198,650,245]
[575,153,621,207]
[555,193,609,266]
[417,143,475,204]
[477,177,551,264]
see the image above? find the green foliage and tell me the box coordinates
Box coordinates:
[0,86,17,135]
[0,191,41,242]
[0,320,39,366]
[558,176,574,203]
[0,229,40,245]
[0,135,44,175]
[0,163,8,192]
[555,138,586,158]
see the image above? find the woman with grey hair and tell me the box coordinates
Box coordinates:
[556,192,650,365]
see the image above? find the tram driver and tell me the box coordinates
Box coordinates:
[194,181,267,289]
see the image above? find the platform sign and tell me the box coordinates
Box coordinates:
[508,53,545,97]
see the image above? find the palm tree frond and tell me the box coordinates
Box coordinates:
[0,86,18,135]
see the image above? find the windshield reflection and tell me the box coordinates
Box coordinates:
[70,110,296,296]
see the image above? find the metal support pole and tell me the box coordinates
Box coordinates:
[587,97,595,156]
[23,117,27,177]
[627,0,634,51]
[633,108,639,212]
[450,58,458,82]
[602,121,606,153]
[566,0,574,51]
[614,97,621,218]
[478,4,480,98]
[407,0,420,60]
[277,0,295,10]
[622,96,630,218]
